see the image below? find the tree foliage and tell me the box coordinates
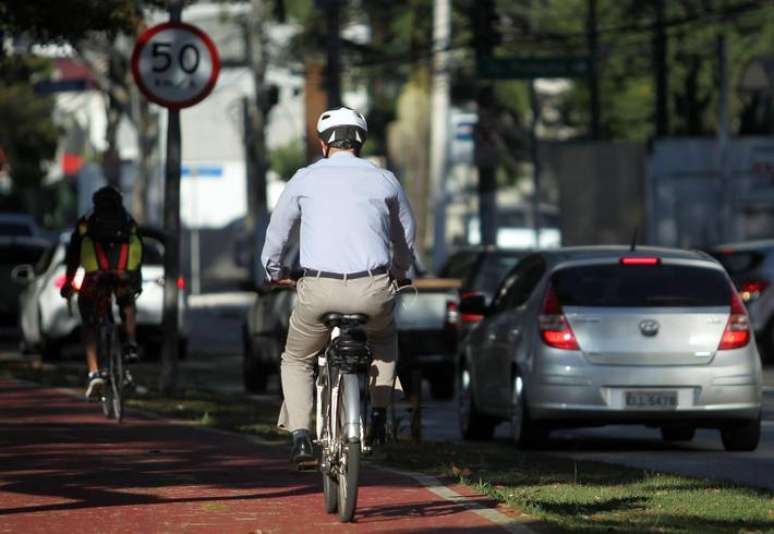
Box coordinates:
[0,0,139,42]
[0,56,58,191]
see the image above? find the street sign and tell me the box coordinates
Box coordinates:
[131,21,220,109]
[478,56,590,79]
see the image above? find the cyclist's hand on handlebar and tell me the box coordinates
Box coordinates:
[272,278,297,288]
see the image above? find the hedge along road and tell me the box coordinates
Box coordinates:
[0,379,536,534]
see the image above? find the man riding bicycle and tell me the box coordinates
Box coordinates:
[60,186,143,399]
[261,107,416,467]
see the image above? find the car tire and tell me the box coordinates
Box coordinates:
[178,339,188,361]
[660,425,696,442]
[243,331,269,393]
[510,372,549,449]
[721,415,761,452]
[458,363,496,440]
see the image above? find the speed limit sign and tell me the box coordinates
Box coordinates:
[131,22,220,109]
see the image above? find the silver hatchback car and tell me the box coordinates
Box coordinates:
[457,246,763,451]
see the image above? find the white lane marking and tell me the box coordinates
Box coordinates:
[377,466,538,534]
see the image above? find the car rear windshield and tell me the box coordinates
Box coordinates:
[0,244,46,265]
[551,263,730,307]
[0,223,32,236]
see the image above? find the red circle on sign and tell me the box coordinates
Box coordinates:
[131,21,220,109]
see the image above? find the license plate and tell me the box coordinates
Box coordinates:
[625,390,677,409]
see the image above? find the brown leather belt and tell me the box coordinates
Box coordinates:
[303,265,388,280]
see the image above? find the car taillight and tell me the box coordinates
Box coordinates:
[739,280,769,303]
[718,289,750,350]
[538,286,580,350]
[620,256,661,265]
[54,274,67,289]
[445,301,459,328]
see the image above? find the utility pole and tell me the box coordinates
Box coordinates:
[470,0,499,246]
[587,0,600,139]
[245,0,270,286]
[429,0,450,270]
[159,0,183,395]
[529,81,542,248]
[653,0,669,137]
[717,33,732,241]
[325,0,342,108]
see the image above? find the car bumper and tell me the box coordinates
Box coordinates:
[527,347,762,424]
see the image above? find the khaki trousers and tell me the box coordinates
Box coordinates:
[277,273,399,432]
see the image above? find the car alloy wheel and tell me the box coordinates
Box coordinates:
[510,374,525,444]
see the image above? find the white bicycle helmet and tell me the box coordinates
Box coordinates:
[316,107,368,154]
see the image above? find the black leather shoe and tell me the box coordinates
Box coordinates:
[366,408,387,446]
[290,430,316,469]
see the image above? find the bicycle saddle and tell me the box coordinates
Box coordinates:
[320,312,369,328]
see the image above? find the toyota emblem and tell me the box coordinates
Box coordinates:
[639,320,660,337]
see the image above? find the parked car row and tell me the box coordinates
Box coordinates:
[7,226,187,360]
[456,246,763,451]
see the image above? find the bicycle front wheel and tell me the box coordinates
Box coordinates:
[337,441,360,522]
[109,331,124,423]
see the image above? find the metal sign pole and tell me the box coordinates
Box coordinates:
[160,1,183,394]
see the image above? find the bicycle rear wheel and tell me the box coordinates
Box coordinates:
[337,375,361,523]
[321,368,338,514]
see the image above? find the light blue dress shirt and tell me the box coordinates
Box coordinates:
[261,151,416,280]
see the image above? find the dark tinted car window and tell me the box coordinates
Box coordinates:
[552,263,730,307]
[0,223,32,236]
[143,238,164,266]
[470,253,524,298]
[0,244,46,265]
[493,256,545,310]
[439,251,478,279]
[709,250,764,275]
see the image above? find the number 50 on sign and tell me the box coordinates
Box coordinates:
[132,22,220,109]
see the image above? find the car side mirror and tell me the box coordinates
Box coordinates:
[11,264,34,285]
[459,292,488,320]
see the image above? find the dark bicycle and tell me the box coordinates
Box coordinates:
[315,312,373,523]
[71,272,131,422]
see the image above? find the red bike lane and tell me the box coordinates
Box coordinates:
[0,379,531,534]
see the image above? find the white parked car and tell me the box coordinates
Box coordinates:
[15,227,188,360]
